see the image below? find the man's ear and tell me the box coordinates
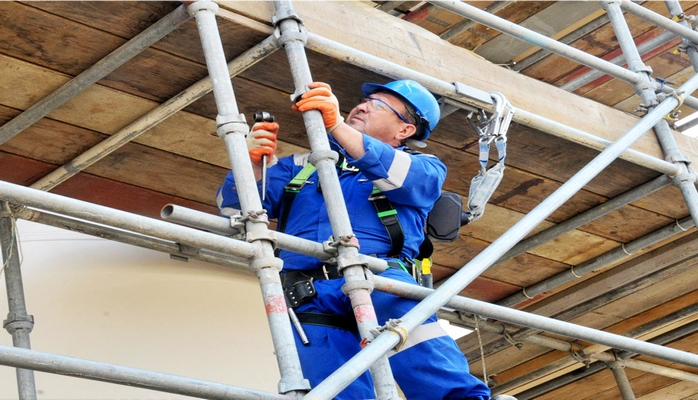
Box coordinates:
[396,123,417,141]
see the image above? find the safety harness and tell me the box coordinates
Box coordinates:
[278,151,429,311]
[280,92,515,335]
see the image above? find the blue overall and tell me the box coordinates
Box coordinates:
[217,135,490,400]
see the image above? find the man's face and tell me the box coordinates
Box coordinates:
[346,92,415,146]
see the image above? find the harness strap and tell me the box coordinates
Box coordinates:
[369,186,405,259]
[277,159,408,259]
[277,163,317,236]
[295,312,358,333]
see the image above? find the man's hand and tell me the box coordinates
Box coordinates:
[247,121,279,166]
[293,82,344,132]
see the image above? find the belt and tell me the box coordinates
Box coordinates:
[295,312,358,333]
[282,265,342,284]
[283,260,412,283]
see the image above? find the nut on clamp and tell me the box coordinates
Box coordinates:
[368,319,409,352]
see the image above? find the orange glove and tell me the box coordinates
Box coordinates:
[293,82,344,132]
[247,122,278,166]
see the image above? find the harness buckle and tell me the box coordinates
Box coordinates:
[283,278,317,308]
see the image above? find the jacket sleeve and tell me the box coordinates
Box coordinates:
[216,155,301,219]
[348,134,447,210]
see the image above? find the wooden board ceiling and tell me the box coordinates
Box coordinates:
[1,1,698,399]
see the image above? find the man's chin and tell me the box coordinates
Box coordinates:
[346,120,363,131]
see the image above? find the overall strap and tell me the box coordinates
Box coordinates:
[368,186,405,259]
[277,163,316,235]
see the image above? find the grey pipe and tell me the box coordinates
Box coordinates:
[31,34,280,192]
[0,5,191,146]
[515,318,698,399]
[497,174,671,264]
[620,0,698,45]
[429,0,641,85]
[273,0,399,397]
[487,295,698,393]
[561,30,678,92]
[1,203,36,399]
[0,345,289,400]
[436,308,698,391]
[304,33,681,177]
[478,238,698,360]
[18,208,251,271]
[0,181,257,261]
[160,204,390,273]
[305,73,698,398]
[604,1,698,229]
[498,215,695,308]
[371,276,698,367]
[666,0,698,75]
[430,0,698,110]
[187,2,309,395]
[607,360,637,400]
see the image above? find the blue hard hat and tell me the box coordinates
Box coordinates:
[361,79,440,141]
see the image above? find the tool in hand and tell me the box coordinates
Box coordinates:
[253,112,275,201]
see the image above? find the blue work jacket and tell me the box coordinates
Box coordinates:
[217,134,447,271]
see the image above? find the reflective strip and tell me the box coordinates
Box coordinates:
[216,191,240,217]
[373,150,412,192]
[293,152,311,166]
[387,321,449,356]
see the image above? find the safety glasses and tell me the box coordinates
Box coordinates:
[358,97,413,125]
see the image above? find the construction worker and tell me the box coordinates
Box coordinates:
[217,80,493,399]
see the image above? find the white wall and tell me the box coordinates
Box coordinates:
[0,220,279,399]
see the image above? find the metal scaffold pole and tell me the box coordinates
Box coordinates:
[271,1,400,398]
[606,359,636,400]
[371,276,698,368]
[303,33,682,177]
[307,60,698,397]
[0,203,36,400]
[428,0,698,111]
[186,1,310,396]
[603,0,698,228]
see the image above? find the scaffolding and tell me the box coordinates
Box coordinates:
[2,0,698,399]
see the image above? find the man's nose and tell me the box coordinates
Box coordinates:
[354,102,369,113]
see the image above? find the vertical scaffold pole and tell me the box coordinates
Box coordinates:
[606,359,636,400]
[1,203,36,400]
[271,1,400,398]
[603,1,698,227]
[186,2,310,396]
[306,54,698,400]
[666,1,698,70]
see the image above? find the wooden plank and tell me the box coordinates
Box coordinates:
[436,2,554,51]
[0,152,216,218]
[0,105,228,205]
[220,1,698,165]
[524,2,698,86]
[2,49,677,259]
[570,268,698,331]
[432,236,570,286]
[475,2,603,65]
[482,289,698,394]
[637,380,698,399]
[5,2,272,104]
[524,233,698,318]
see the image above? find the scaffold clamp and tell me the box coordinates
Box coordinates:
[370,319,409,351]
